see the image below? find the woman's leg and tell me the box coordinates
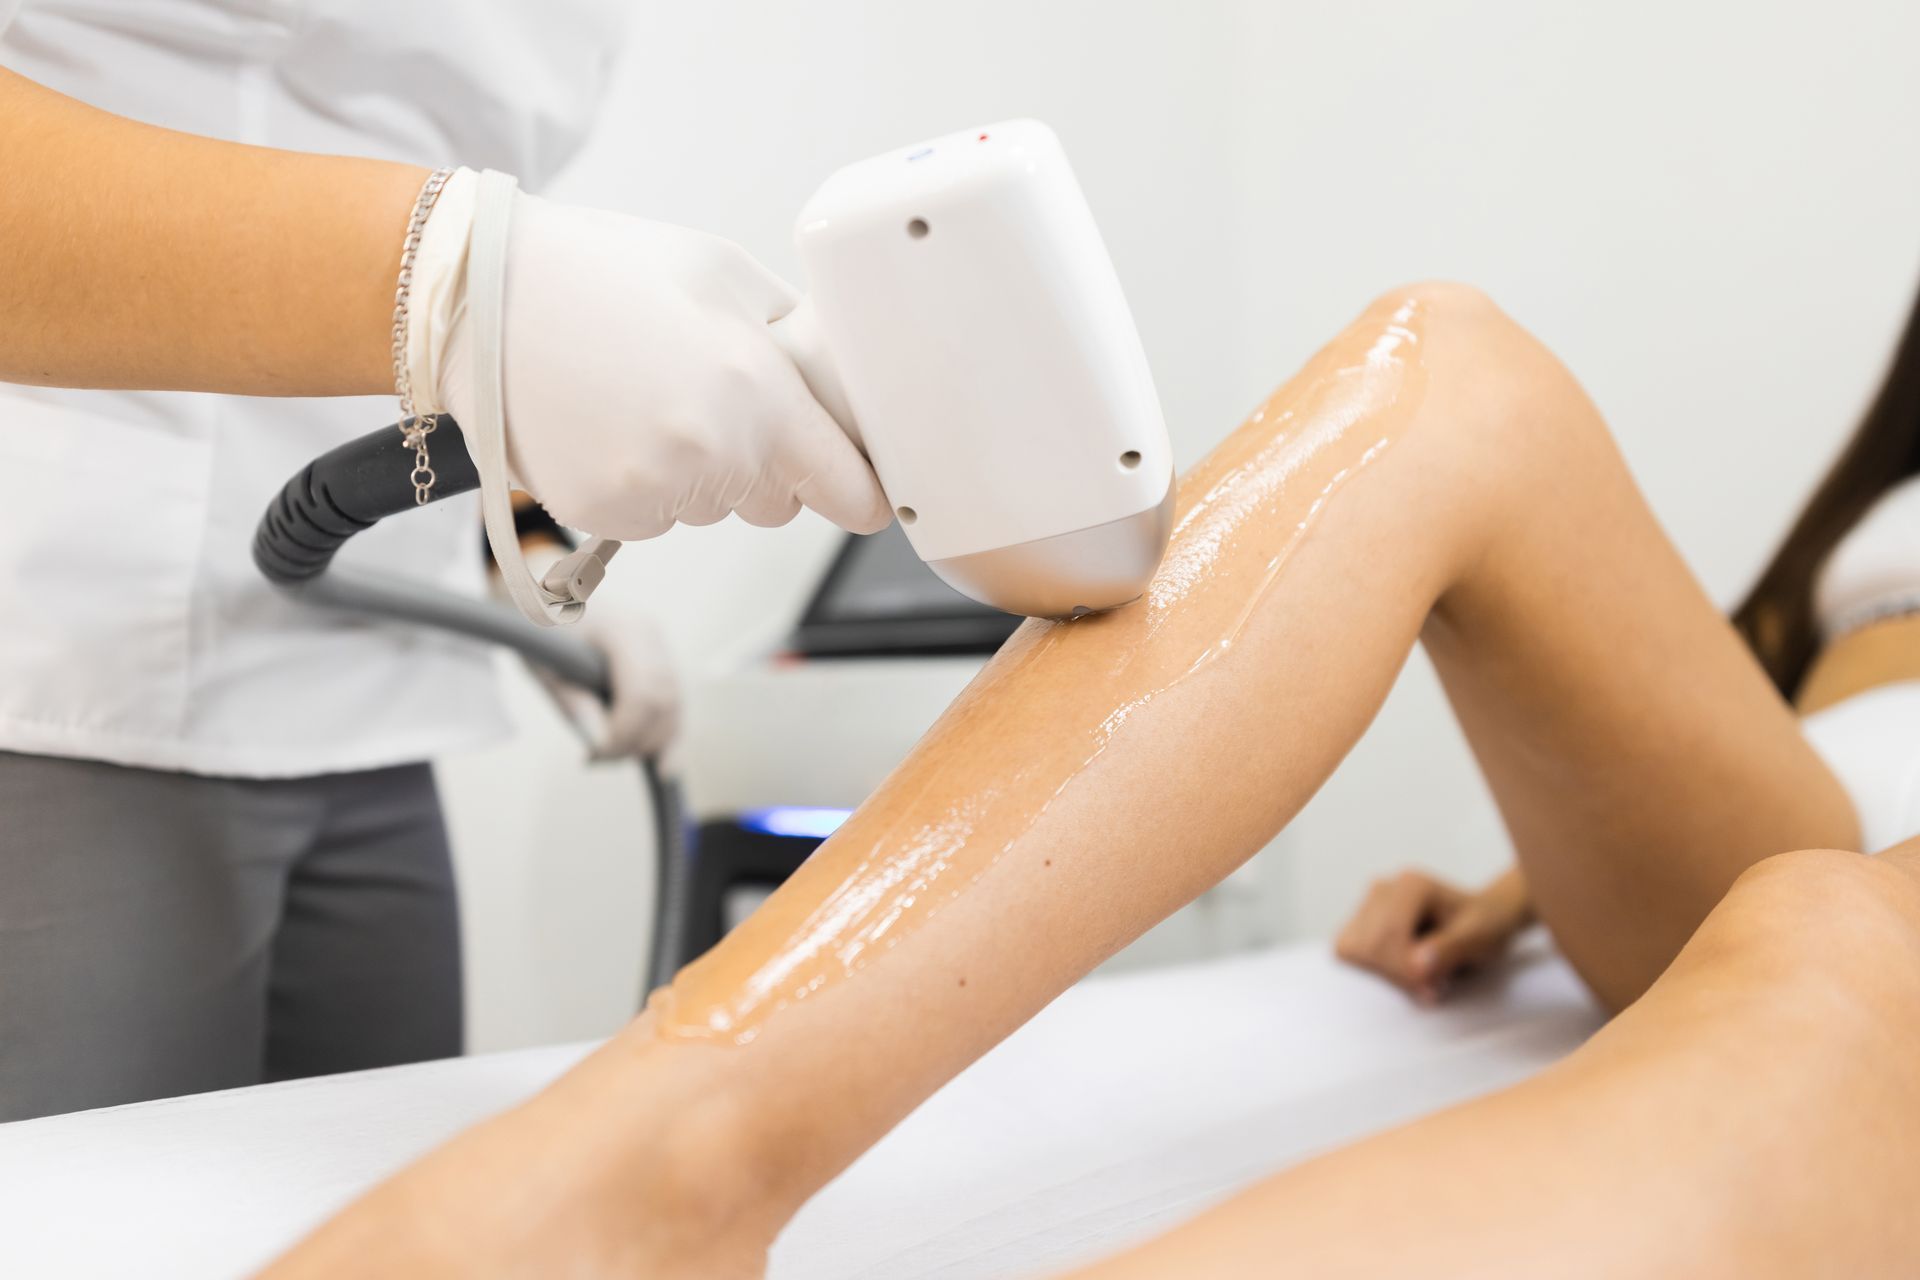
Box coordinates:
[267,283,1854,1275]
[1072,838,1920,1278]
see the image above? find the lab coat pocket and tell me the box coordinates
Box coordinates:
[0,393,211,751]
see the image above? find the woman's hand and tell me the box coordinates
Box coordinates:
[1334,866,1532,1003]
[411,174,891,542]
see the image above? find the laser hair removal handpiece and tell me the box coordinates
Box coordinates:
[770,119,1175,619]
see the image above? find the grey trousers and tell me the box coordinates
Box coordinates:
[0,751,462,1122]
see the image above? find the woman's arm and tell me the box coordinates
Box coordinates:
[0,66,890,538]
[0,67,422,395]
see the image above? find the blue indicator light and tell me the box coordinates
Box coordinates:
[739,806,853,839]
[906,146,934,162]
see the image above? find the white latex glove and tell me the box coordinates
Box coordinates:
[409,169,890,541]
[513,543,682,761]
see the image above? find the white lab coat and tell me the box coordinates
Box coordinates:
[0,0,627,776]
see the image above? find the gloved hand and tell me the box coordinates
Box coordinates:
[515,543,681,761]
[407,169,890,541]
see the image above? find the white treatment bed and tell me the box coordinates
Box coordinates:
[0,935,1600,1278]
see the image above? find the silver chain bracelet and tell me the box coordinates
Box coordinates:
[390,166,457,505]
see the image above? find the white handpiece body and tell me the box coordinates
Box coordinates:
[771,119,1173,619]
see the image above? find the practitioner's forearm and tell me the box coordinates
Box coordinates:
[0,67,425,395]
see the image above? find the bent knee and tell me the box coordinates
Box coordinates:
[1372,278,1507,326]
[1362,279,1583,437]
[1331,281,1606,527]
[1367,279,1538,356]
[1714,848,1920,1005]
[1731,846,1920,917]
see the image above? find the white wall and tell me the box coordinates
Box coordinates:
[440,0,1920,1050]
[1219,0,1920,936]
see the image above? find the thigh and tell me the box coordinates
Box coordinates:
[1407,292,1857,1007]
[0,752,302,1120]
[264,763,462,1081]
[1073,846,1920,1279]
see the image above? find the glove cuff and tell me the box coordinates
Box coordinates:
[458,169,624,629]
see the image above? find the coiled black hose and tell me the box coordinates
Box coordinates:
[254,418,688,995]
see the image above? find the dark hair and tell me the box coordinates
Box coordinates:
[1733,291,1920,698]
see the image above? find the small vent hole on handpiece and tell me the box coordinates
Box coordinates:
[907,218,930,239]
[1119,450,1143,471]
[896,506,918,525]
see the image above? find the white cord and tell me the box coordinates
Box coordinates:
[465,169,622,627]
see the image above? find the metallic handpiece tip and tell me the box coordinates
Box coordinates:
[929,483,1175,620]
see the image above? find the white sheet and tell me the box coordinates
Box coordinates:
[0,936,1600,1278]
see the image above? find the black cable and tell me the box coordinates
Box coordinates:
[255,416,688,1001]
[254,418,481,584]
